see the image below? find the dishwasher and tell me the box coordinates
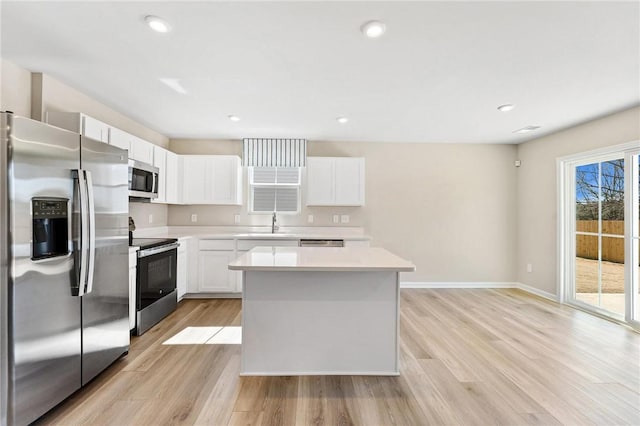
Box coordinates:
[299,239,344,247]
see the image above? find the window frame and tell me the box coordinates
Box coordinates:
[247,166,302,215]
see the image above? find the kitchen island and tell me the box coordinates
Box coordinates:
[229,246,415,376]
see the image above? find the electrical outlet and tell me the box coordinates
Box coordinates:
[148,214,153,224]
[307,214,314,223]
[332,214,339,224]
[341,215,350,224]
[527,263,533,273]
[191,214,198,223]
[234,214,240,224]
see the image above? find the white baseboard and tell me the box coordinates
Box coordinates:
[514,282,558,301]
[400,281,559,302]
[400,282,517,289]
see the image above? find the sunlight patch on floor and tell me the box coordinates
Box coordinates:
[162,326,241,345]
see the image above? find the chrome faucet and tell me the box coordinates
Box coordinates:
[271,212,279,233]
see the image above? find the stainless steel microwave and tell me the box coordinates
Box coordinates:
[128,159,158,201]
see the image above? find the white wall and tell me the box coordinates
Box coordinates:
[0,59,31,117]
[516,106,640,296]
[0,61,170,229]
[170,139,519,283]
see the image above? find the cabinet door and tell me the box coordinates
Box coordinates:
[109,127,131,152]
[152,146,167,203]
[177,249,187,301]
[82,115,110,143]
[197,251,236,292]
[165,151,181,204]
[306,157,335,205]
[334,157,365,206]
[130,137,154,164]
[211,156,242,205]
[182,156,209,204]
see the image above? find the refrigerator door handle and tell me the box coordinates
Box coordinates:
[85,170,96,294]
[73,169,89,296]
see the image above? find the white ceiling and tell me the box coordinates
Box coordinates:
[1,1,638,144]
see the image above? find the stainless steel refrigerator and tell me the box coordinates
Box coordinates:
[0,112,130,425]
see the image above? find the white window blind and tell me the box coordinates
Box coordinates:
[249,167,301,213]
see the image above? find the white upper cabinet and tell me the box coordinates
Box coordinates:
[306,157,365,206]
[165,151,182,204]
[152,146,167,203]
[46,111,110,143]
[108,126,132,151]
[182,156,209,204]
[82,115,110,143]
[306,157,335,205]
[130,136,154,164]
[181,155,242,205]
[211,156,242,205]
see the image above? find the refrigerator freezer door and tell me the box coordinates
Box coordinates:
[80,136,129,385]
[4,114,82,425]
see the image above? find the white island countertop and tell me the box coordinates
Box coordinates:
[229,246,415,272]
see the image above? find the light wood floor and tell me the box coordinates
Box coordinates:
[37,289,640,425]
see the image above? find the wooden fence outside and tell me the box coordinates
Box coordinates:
[576,220,625,263]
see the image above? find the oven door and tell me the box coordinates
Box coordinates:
[137,246,177,310]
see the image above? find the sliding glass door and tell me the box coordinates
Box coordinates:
[563,146,640,328]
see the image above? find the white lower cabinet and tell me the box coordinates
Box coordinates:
[128,250,137,331]
[197,239,237,293]
[176,237,190,301]
[198,251,237,292]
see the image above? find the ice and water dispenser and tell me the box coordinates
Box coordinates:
[31,197,69,260]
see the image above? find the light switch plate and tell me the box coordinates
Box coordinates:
[191,214,198,223]
[340,215,350,224]
[234,214,240,224]
[307,214,314,223]
[148,214,153,224]
[332,214,339,224]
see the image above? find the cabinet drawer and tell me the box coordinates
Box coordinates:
[237,239,299,251]
[199,239,235,251]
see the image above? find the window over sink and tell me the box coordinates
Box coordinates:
[248,167,301,214]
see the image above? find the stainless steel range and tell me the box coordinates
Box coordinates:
[131,238,179,335]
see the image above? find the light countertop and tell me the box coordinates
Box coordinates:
[133,226,371,241]
[229,247,415,272]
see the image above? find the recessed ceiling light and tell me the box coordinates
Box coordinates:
[513,125,541,134]
[497,104,516,112]
[336,117,349,124]
[361,21,386,38]
[145,15,171,33]
[228,115,240,122]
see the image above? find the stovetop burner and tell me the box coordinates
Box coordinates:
[130,238,178,250]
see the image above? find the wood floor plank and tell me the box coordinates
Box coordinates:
[36,290,640,426]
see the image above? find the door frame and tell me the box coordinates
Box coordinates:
[557,140,640,328]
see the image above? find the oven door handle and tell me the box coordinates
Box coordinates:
[137,243,179,258]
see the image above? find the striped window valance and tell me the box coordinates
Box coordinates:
[242,138,307,167]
